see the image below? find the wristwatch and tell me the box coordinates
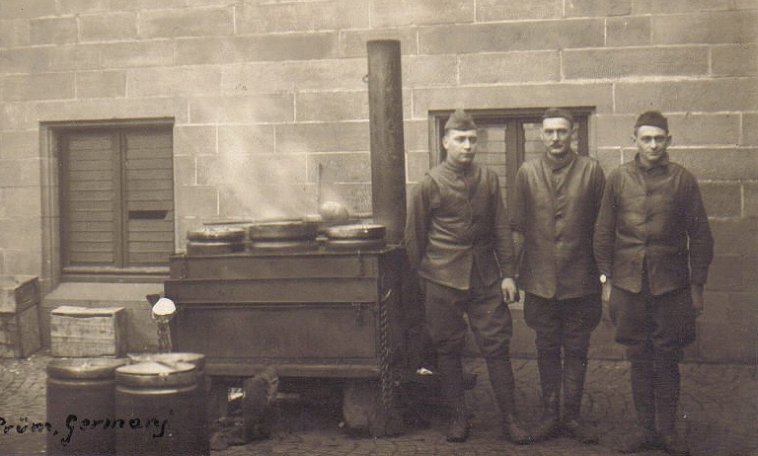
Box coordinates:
[599,274,608,284]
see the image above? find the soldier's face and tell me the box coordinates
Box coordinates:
[541,117,574,157]
[634,125,671,166]
[443,129,478,166]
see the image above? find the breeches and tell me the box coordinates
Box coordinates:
[610,277,696,362]
[424,276,512,359]
[523,293,602,359]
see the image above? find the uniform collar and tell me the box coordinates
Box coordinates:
[442,159,475,176]
[634,151,670,172]
[543,150,576,171]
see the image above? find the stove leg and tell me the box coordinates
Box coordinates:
[342,379,402,437]
[343,379,377,433]
[207,379,229,424]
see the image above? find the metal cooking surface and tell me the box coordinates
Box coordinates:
[249,239,319,252]
[324,238,386,251]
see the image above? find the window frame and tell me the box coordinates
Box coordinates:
[428,107,594,209]
[41,118,174,285]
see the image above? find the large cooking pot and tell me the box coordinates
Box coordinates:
[324,223,386,240]
[248,219,320,241]
[186,241,245,256]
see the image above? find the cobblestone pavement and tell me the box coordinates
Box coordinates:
[1,351,756,456]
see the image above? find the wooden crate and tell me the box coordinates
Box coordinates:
[50,306,126,357]
[0,275,40,313]
[0,304,42,358]
[0,276,42,358]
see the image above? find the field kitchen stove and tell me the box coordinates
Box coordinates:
[164,40,417,436]
[165,243,411,434]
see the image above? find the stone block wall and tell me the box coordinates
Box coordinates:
[0,0,756,361]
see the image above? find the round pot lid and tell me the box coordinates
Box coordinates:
[47,358,128,380]
[116,361,197,388]
[187,226,247,242]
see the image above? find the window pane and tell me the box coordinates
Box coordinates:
[476,123,507,202]
[523,122,543,163]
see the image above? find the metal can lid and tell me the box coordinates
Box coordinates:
[127,352,205,370]
[47,358,129,380]
[116,361,197,387]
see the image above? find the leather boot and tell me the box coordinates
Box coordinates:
[485,357,531,444]
[437,354,469,442]
[531,351,561,442]
[561,355,598,444]
[619,360,659,453]
[655,358,689,456]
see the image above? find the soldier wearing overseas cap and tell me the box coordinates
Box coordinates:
[593,111,714,455]
[404,109,529,444]
[510,107,606,444]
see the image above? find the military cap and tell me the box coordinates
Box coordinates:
[634,110,669,132]
[444,109,477,131]
[542,107,575,125]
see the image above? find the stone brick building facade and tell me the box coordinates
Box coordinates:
[1,0,756,361]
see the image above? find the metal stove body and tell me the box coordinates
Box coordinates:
[164,245,414,434]
[164,247,406,381]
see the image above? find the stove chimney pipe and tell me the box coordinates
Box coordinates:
[367,40,406,245]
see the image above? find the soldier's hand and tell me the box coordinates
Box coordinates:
[501,277,519,304]
[691,283,705,317]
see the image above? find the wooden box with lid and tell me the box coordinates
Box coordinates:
[50,306,126,357]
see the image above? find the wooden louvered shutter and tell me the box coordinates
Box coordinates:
[61,131,119,268]
[61,126,174,273]
[124,129,174,266]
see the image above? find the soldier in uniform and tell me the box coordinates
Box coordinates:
[594,111,714,455]
[405,109,529,444]
[510,108,605,444]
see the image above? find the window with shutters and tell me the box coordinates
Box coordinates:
[428,108,592,211]
[59,124,174,278]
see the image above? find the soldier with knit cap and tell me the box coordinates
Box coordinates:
[405,109,529,444]
[510,107,605,444]
[594,110,714,455]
